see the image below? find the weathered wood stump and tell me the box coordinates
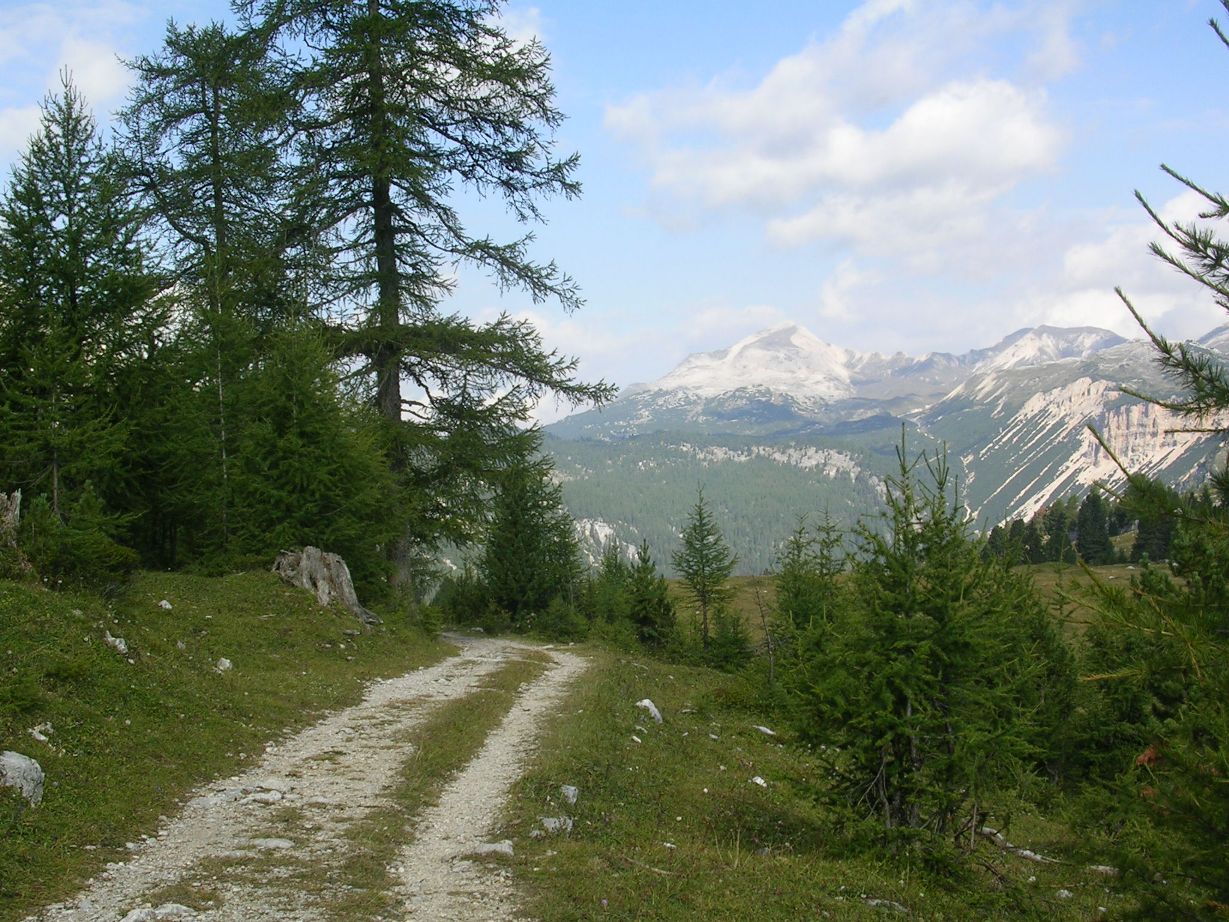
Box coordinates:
[0,490,20,547]
[272,546,380,626]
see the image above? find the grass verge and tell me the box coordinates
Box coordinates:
[0,570,449,922]
[500,649,1134,921]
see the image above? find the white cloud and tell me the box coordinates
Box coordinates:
[500,6,546,47]
[0,1,141,163]
[54,35,131,109]
[607,0,1077,265]
[0,105,41,159]
[1040,190,1227,338]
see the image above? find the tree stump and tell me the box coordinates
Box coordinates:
[0,490,20,547]
[272,546,380,626]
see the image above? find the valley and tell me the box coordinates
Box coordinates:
[547,322,1229,572]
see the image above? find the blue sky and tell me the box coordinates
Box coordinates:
[2,0,1229,413]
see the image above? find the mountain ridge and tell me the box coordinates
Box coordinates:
[547,322,1226,573]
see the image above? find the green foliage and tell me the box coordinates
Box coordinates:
[626,542,677,648]
[672,489,737,650]
[792,436,1074,845]
[226,327,400,592]
[0,77,162,526]
[19,489,138,590]
[1081,8,1229,910]
[1076,491,1115,564]
[480,439,581,630]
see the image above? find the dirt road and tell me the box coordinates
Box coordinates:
[25,635,587,922]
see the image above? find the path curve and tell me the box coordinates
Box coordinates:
[24,635,587,922]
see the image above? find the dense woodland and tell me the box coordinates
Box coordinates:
[1,0,1229,919]
[0,0,610,602]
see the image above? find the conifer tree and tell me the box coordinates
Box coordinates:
[243,0,613,577]
[672,489,737,650]
[627,542,676,648]
[0,77,161,522]
[1081,5,1229,907]
[797,435,1070,842]
[1076,490,1114,564]
[120,20,295,556]
[480,436,580,628]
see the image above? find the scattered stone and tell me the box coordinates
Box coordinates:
[709,733,719,741]
[176,641,186,651]
[158,599,173,610]
[539,816,573,835]
[1088,864,1119,877]
[635,699,662,723]
[28,722,53,744]
[754,725,777,736]
[0,750,44,805]
[1056,889,1074,900]
[663,841,677,849]
[472,840,514,857]
[560,784,579,805]
[214,657,233,674]
[120,904,196,922]
[750,776,768,787]
[251,838,294,850]
[104,631,129,656]
[242,789,283,806]
[631,735,642,744]
[980,826,1058,863]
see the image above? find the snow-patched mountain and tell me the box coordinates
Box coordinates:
[654,324,856,404]
[552,322,1131,441]
[546,322,1227,573]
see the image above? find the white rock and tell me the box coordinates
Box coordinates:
[631,735,642,744]
[214,657,232,673]
[104,631,129,656]
[0,751,44,805]
[251,838,294,850]
[750,776,768,788]
[1056,889,1074,899]
[560,784,579,805]
[29,722,53,744]
[472,840,514,857]
[635,699,662,723]
[120,904,196,922]
[176,640,186,651]
[158,599,173,610]
[540,816,573,835]
[754,725,777,736]
[242,790,283,805]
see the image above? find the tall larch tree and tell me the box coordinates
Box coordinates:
[243,0,612,580]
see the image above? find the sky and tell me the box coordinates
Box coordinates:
[2,0,1229,418]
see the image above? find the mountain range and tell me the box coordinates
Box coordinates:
[545,322,1229,573]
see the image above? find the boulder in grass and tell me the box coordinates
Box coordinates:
[0,751,44,805]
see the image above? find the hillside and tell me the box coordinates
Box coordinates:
[0,573,448,920]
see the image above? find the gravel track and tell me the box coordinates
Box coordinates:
[24,635,587,922]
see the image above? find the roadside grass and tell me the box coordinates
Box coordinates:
[501,649,1134,921]
[0,570,450,922]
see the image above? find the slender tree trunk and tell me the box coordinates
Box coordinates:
[364,0,412,584]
